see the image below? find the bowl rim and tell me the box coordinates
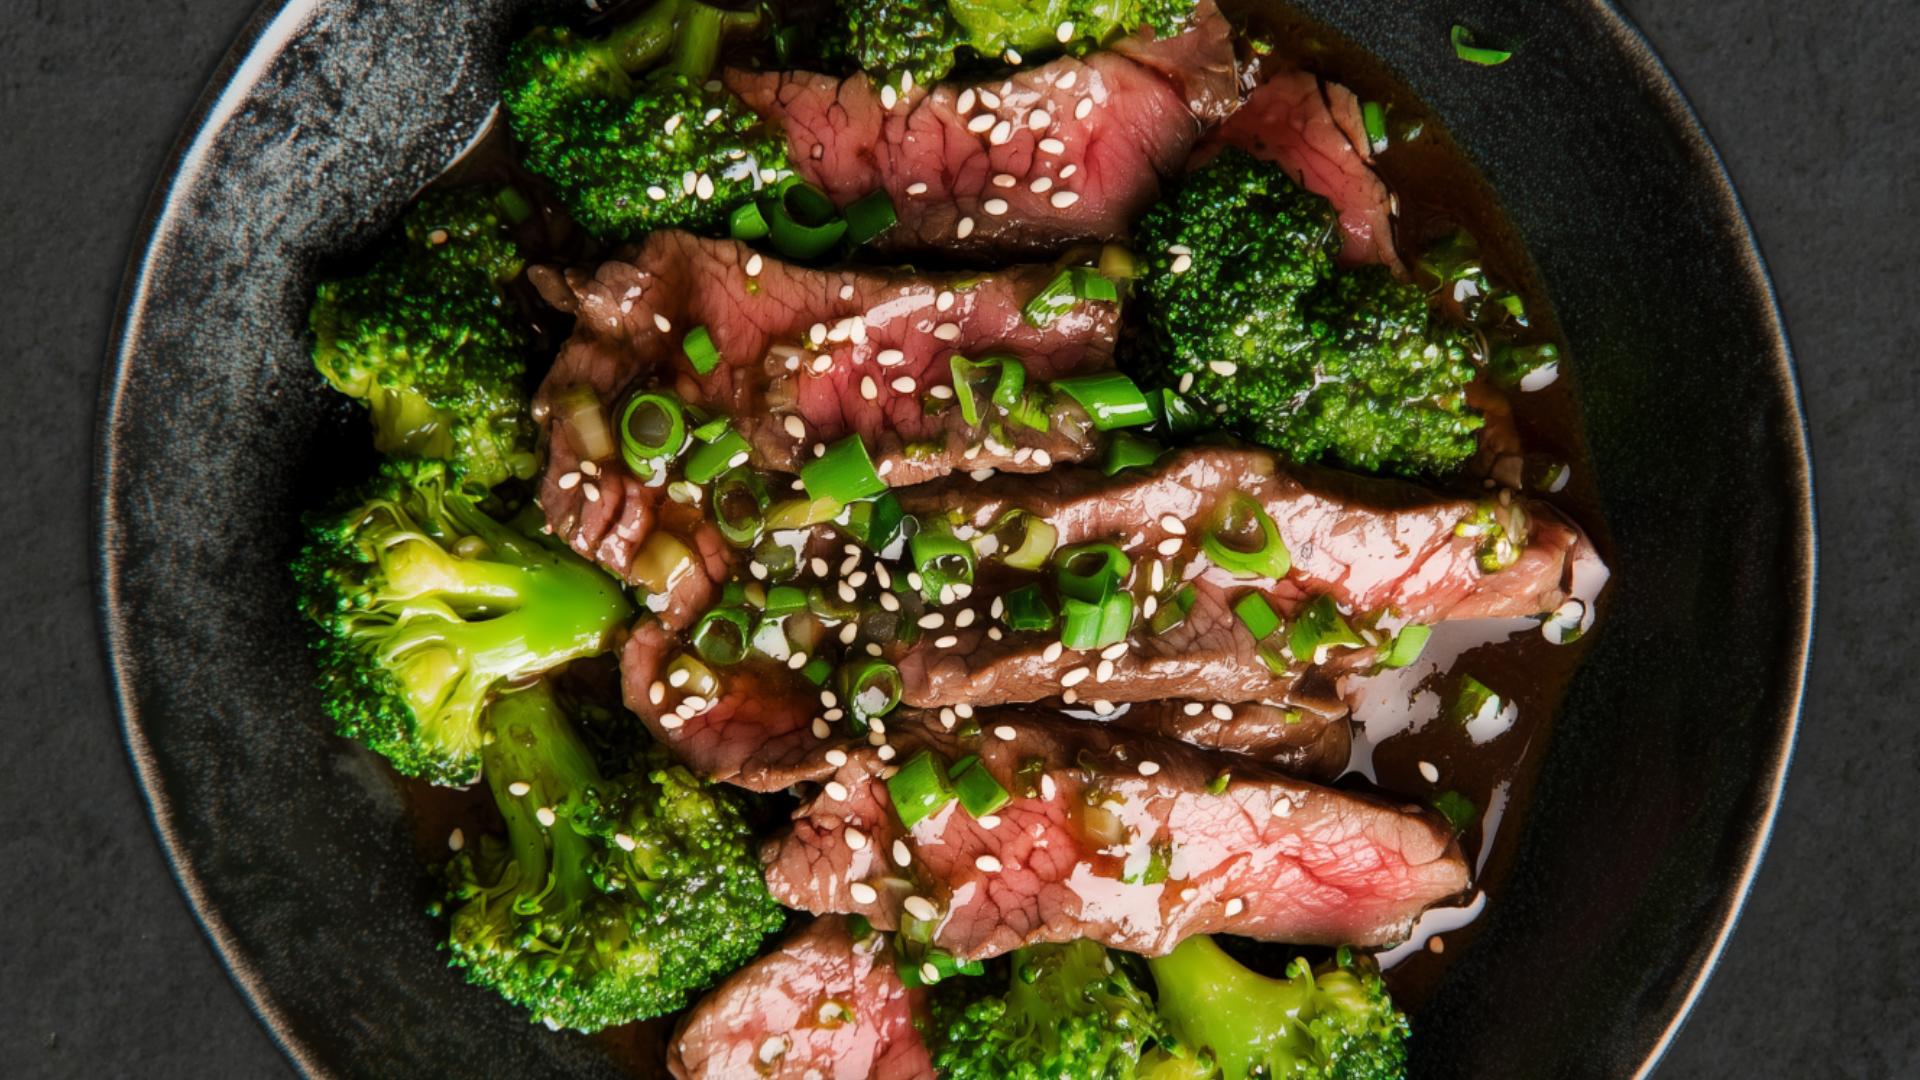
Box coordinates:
[93,0,1816,1077]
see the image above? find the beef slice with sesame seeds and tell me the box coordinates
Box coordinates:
[761,708,1469,959]
[1108,699,1352,782]
[532,232,1117,573]
[1194,67,1402,272]
[669,915,933,1080]
[723,0,1235,263]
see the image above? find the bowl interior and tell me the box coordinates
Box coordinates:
[97,1,1811,1077]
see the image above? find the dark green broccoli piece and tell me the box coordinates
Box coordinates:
[1137,937,1408,1080]
[503,0,791,243]
[438,679,784,1031]
[293,459,631,784]
[1130,147,1482,475]
[821,0,1196,88]
[924,939,1164,1080]
[310,188,537,489]
[819,0,962,88]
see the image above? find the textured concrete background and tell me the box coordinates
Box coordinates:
[0,0,1910,1076]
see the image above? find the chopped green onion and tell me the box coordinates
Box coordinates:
[802,435,888,502]
[1361,101,1389,154]
[838,491,908,553]
[837,659,904,729]
[729,200,770,240]
[1149,583,1196,635]
[1202,493,1291,579]
[1097,244,1137,281]
[766,496,845,530]
[1022,267,1120,328]
[765,181,848,259]
[1206,770,1231,795]
[712,466,769,547]
[749,616,791,661]
[493,186,534,224]
[910,530,976,599]
[992,359,1027,410]
[950,355,998,426]
[764,585,808,617]
[1448,675,1503,726]
[1001,514,1058,570]
[802,654,833,686]
[887,749,955,828]
[618,393,686,476]
[1487,339,1560,391]
[691,415,731,442]
[1000,583,1056,631]
[1378,624,1432,669]
[843,188,898,246]
[1055,542,1130,604]
[664,654,718,699]
[897,949,985,987]
[1051,372,1154,430]
[952,758,1011,817]
[1432,790,1478,833]
[720,580,747,607]
[1232,592,1282,641]
[1288,594,1365,662]
[685,429,751,484]
[691,607,753,665]
[1006,390,1050,431]
[809,584,864,624]
[1102,432,1162,475]
[1151,388,1203,437]
[1061,592,1133,650]
[681,325,723,376]
[1451,25,1513,66]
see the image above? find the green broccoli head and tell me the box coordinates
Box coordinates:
[502,1,790,244]
[1131,147,1482,475]
[819,0,963,88]
[1138,937,1408,1080]
[440,680,784,1031]
[310,189,537,489]
[293,459,632,784]
[947,0,1195,62]
[926,939,1164,1080]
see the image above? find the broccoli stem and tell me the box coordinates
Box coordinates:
[598,0,763,83]
[481,682,604,919]
[1145,936,1323,1080]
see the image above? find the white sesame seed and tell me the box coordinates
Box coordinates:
[845,827,868,850]
[1143,596,1158,619]
[990,120,1013,145]
[1225,897,1245,917]
[1092,699,1115,715]
[660,713,685,729]
[993,173,1017,188]
[1056,20,1074,41]
[1075,98,1093,120]
[1138,761,1161,777]
[811,354,833,374]
[653,313,672,333]
[1157,537,1183,556]
[881,84,899,110]
[1043,642,1064,662]
[1095,659,1115,682]
[857,375,878,401]
[1059,70,1077,89]
[1419,761,1441,783]
[978,814,1002,829]
[919,613,945,629]
[935,635,959,648]
[903,895,938,921]
[821,690,838,707]
[1050,190,1080,208]
[1178,372,1194,394]
[703,105,724,123]
[990,597,1006,619]
[878,744,896,761]
[907,181,929,195]
[746,253,763,276]
[557,471,581,490]
[648,680,666,706]
[1211,703,1233,720]
[826,748,849,767]
[508,781,531,797]
[1041,774,1057,800]
[581,481,601,502]
[976,854,1004,873]
[849,881,878,903]
[908,572,924,589]
[957,217,975,238]
[891,376,916,393]
[893,839,912,867]
[880,592,901,612]
[930,384,954,399]
[1168,243,1191,255]
[669,669,690,688]
[684,695,708,712]
[615,832,636,851]
[876,565,893,588]
[696,173,715,200]
[934,322,962,340]
[1170,253,1193,274]
[1184,702,1204,716]
[647,185,668,201]
[1039,137,1066,156]
[921,962,941,983]
[876,348,906,367]
[849,571,869,589]
[1062,689,1078,703]
[578,459,600,477]
[447,827,465,851]
[957,88,976,113]
[826,708,845,721]
[813,718,831,739]
[788,651,809,669]
[749,561,768,580]
[811,557,830,576]
[953,609,975,628]
[1100,642,1128,661]
[535,807,556,827]
[1209,360,1238,376]
[1034,449,1052,467]
[970,468,995,481]
[1062,666,1090,687]
[984,198,1009,216]
[979,89,1002,108]
[994,724,1017,741]
[1030,177,1054,194]
[664,114,683,134]
[683,171,698,193]
[939,707,957,729]
[1160,516,1187,536]
[957,704,974,718]
[1006,47,1021,63]
[838,583,859,606]
[759,1036,788,1064]
[967,114,996,133]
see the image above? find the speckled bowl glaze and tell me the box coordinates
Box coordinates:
[95,0,1814,1077]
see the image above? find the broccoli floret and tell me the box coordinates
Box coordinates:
[293,459,632,784]
[439,679,784,1031]
[310,189,537,489]
[1130,147,1483,475]
[1137,937,1408,1080]
[503,0,790,243]
[925,939,1164,1080]
[821,0,1196,88]
[819,0,962,88]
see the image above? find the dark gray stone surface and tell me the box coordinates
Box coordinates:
[0,0,1906,1077]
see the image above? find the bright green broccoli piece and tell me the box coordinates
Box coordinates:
[293,459,632,785]
[439,679,784,1031]
[1137,937,1408,1080]
[925,939,1164,1080]
[1131,147,1483,475]
[310,189,537,489]
[503,0,790,243]
[946,0,1194,63]
[820,0,962,88]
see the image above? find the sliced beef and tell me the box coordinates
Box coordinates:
[669,915,933,1080]
[532,232,1117,579]
[1195,68,1401,272]
[724,0,1236,262]
[761,708,1469,959]
[1108,699,1351,782]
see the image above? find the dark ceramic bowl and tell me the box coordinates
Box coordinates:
[95,0,1814,1077]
